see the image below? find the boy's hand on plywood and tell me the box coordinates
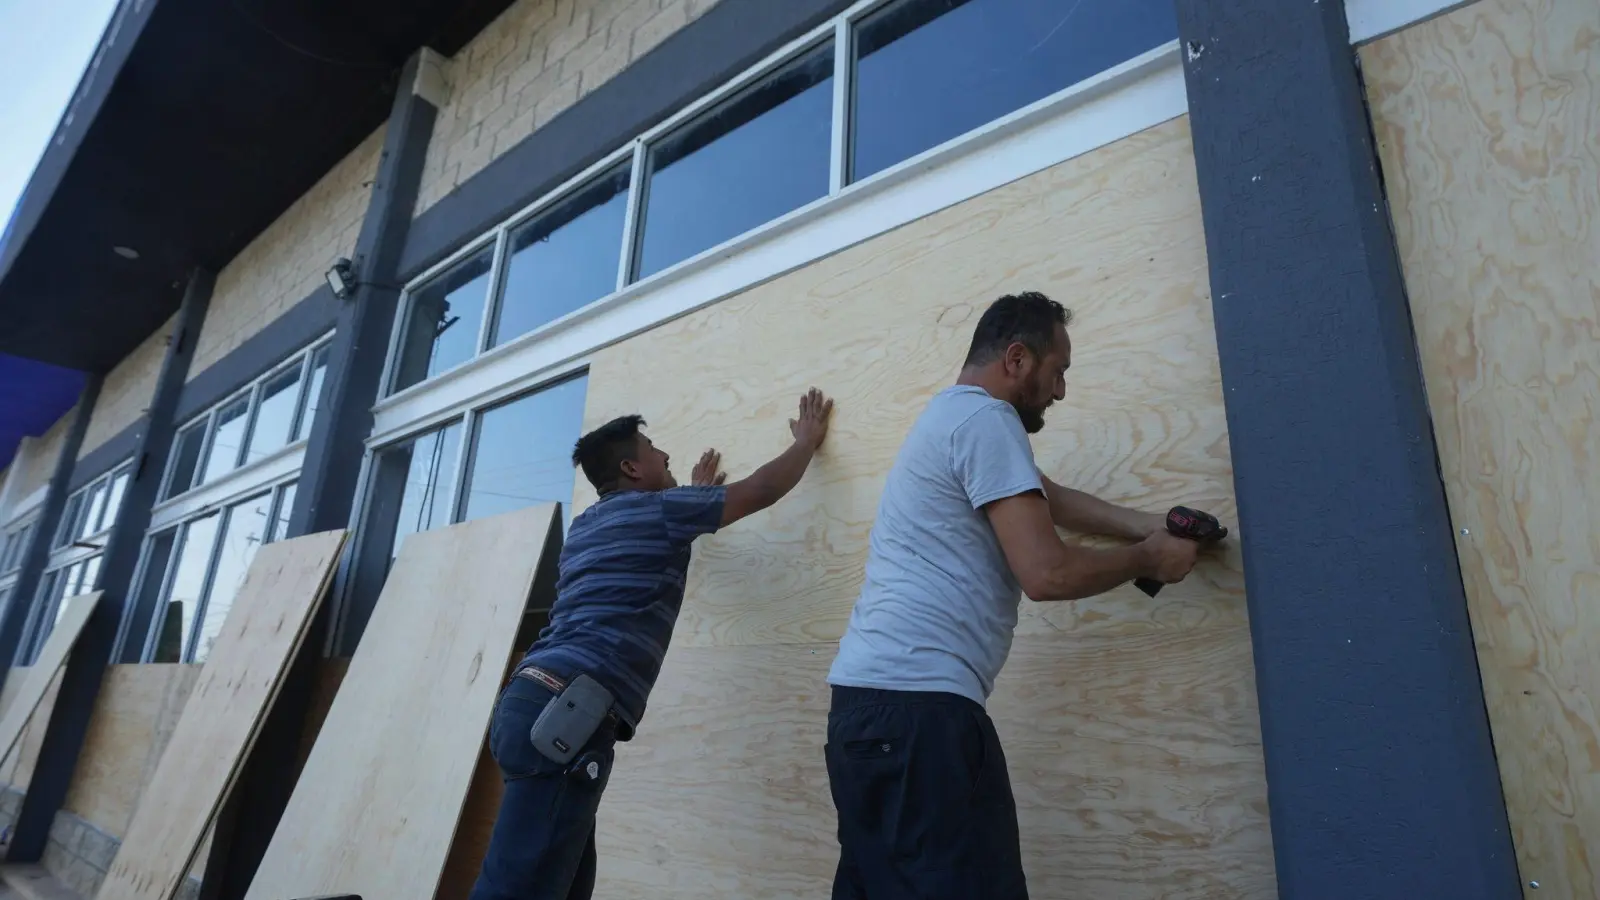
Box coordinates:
[790,387,834,451]
[692,449,727,486]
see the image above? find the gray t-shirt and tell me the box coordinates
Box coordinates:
[829,385,1042,706]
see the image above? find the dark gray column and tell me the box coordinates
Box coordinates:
[0,377,101,699]
[5,268,211,862]
[1172,0,1520,896]
[200,48,443,900]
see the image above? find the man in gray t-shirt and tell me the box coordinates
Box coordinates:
[824,291,1212,900]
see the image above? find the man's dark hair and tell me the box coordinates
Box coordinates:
[573,414,646,493]
[963,291,1072,367]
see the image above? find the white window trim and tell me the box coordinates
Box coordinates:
[161,332,333,503]
[148,439,306,534]
[55,460,134,550]
[372,40,1186,442]
[1345,0,1473,45]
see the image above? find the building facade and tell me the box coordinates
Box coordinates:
[0,0,1594,897]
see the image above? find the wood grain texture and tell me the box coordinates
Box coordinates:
[569,117,1275,897]
[577,116,1246,648]
[0,592,100,762]
[99,530,348,900]
[64,665,202,839]
[592,637,1272,899]
[1364,1,1600,896]
[245,505,558,900]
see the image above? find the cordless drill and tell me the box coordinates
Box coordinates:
[1133,506,1227,597]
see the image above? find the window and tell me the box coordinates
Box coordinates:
[166,421,207,500]
[341,420,463,653]
[391,248,495,393]
[494,167,632,348]
[54,493,84,549]
[162,337,332,501]
[850,0,1176,181]
[190,493,272,663]
[634,46,834,280]
[463,375,588,530]
[269,482,297,543]
[133,478,299,663]
[247,364,304,464]
[150,513,219,663]
[18,554,101,664]
[54,460,135,549]
[296,346,330,442]
[383,1,1170,397]
[383,422,464,560]
[1,521,34,573]
[201,393,251,485]
[118,528,176,663]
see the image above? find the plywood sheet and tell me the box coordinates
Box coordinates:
[568,116,1274,897]
[593,635,1271,899]
[576,117,1246,648]
[245,504,558,900]
[98,530,348,900]
[1364,1,1600,895]
[64,665,202,839]
[0,668,62,789]
[0,592,100,762]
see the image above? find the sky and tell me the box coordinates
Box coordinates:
[0,0,121,231]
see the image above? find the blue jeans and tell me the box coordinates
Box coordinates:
[468,676,618,900]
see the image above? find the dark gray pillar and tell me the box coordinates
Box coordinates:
[0,377,101,700]
[5,268,211,862]
[1172,0,1521,896]
[200,48,443,900]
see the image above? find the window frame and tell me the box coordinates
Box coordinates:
[125,476,300,664]
[159,334,335,504]
[374,0,1182,433]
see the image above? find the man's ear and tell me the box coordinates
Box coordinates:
[1004,341,1030,376]
[618,458,642,482]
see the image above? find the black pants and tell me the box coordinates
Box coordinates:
[825,686,1028,900]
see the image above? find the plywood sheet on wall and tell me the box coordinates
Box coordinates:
[63,665,202,839]
[567,115,1274,898]
[1364,0,1600,896]
[0,592,100,763]
[100,530,347,900]
[246,505,556,900]
[0,667,61,789]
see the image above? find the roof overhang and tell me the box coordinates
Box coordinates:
[0,0,516,374]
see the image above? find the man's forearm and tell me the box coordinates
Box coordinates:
[1043,480,1160,540]
[1030,542,1151,603]
[736,439,817,511]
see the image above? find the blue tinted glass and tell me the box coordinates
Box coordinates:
[495,169,631,347]
[464,374,588,532]
[852,0,1177,181]
[393,248,494,392]
[636,46,834,280]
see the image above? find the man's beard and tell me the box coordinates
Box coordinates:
[1017,404,1047,434]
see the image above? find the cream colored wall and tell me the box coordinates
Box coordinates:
[10,407,77,503]
[414,0,722,214]
[79,315,177,461]
[189,125,385,381]
[1365,0,1600,895]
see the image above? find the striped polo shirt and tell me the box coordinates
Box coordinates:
[519,484,725,731]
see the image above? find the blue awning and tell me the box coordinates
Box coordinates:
[0,354,86,471]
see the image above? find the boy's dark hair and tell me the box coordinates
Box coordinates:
[573,414,646,493]
[963,291,1072,367]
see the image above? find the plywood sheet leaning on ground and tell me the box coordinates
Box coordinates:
[572,115,1277,898]
[98,530,348,900]
[1364,0,1600,895]
[244,504,558,900]
[0,591,100,761]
